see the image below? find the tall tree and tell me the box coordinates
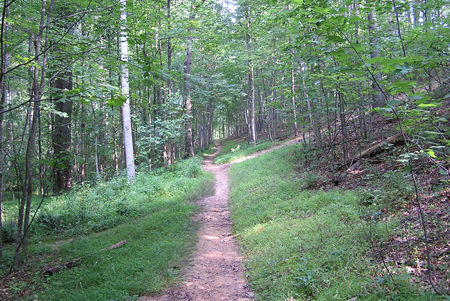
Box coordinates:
[245,4,256,144]
[184,1,195,157]
[119,0,136,181]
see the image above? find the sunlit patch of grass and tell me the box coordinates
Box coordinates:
[214,138,276,164]
[229,144,440,300]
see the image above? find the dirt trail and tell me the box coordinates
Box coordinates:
[140,137,301,301]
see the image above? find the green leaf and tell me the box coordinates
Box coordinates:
[418,103,439,108]
[424,149,436,158]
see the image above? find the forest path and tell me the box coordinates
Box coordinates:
[140,136,301,301]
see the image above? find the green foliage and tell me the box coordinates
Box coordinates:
[359,171,414,208]
[300,172,323,189]
[1,221,17,244]
[201,144,217,155]
[32,157,212,237]
[229,144,433,300]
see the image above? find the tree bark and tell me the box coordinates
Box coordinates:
[0,0,10,258]
[246,5,256,144]
[367,5,384,107]
[119,0,136,181]
[184,2,195,157]
[52,69,73,191]
[290,41,299,136]
[14,0,52,268]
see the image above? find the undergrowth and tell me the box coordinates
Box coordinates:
[0,156,214,300]
[27,157,207,237]
[228,144,441,300]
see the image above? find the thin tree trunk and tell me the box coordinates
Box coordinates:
[119,0,136,180]
[14,0,52,268]
[302,70,322,146]
[246,5,256,144]
[0,0,9,258]
[338,90,348,166]
[184,2,195,157]
[367,5,384,108]
[167,0,173,97]
[290,35,299,136]
[91,103,100,178]
[80,105,86,183]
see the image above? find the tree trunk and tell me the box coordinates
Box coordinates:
[290,36,299,136]
[167,0,173,97]
[91,103,100,178]
[80,105,86,183]
[246,5,256,144]
[338,90,348,166]
[367,5,384,107]
[119,0,136,181]
[302,70,322,146]
[184,11,195,157]
[52,70,73,191]
[14,0,52,268]
[0,0,10,259]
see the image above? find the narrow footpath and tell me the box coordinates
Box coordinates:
[141,137,301,301]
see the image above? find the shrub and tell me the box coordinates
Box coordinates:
[301,172,322,189]
[359,171,414,208]
[2,221,17,243]
[174,157,202,178]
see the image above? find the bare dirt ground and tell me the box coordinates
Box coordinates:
[140,137,301,301]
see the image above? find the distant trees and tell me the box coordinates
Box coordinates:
[218,0,447,165]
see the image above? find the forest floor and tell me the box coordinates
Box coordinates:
[141,136,303,301]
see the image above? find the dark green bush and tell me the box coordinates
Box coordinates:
[2,221,17,243]
[301,172,323,189]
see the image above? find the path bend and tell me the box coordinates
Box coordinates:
[141,136,301,301]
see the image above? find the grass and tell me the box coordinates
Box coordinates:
[214,138,276,164]
[228,144,440,300]
[1,156,214,300]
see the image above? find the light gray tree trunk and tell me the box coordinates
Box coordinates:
[246,5,256,144]
[119,0,136,181]
[290,40,299,136]
[184,2,195,157]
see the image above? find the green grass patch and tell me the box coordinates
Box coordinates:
[228,144,439,300]
[1,157,214,300]
[214,138,276,164]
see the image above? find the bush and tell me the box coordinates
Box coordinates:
[2,221,17,243]
[359,171,414,208]
[301,172,322,189]
[174,157,202,178]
